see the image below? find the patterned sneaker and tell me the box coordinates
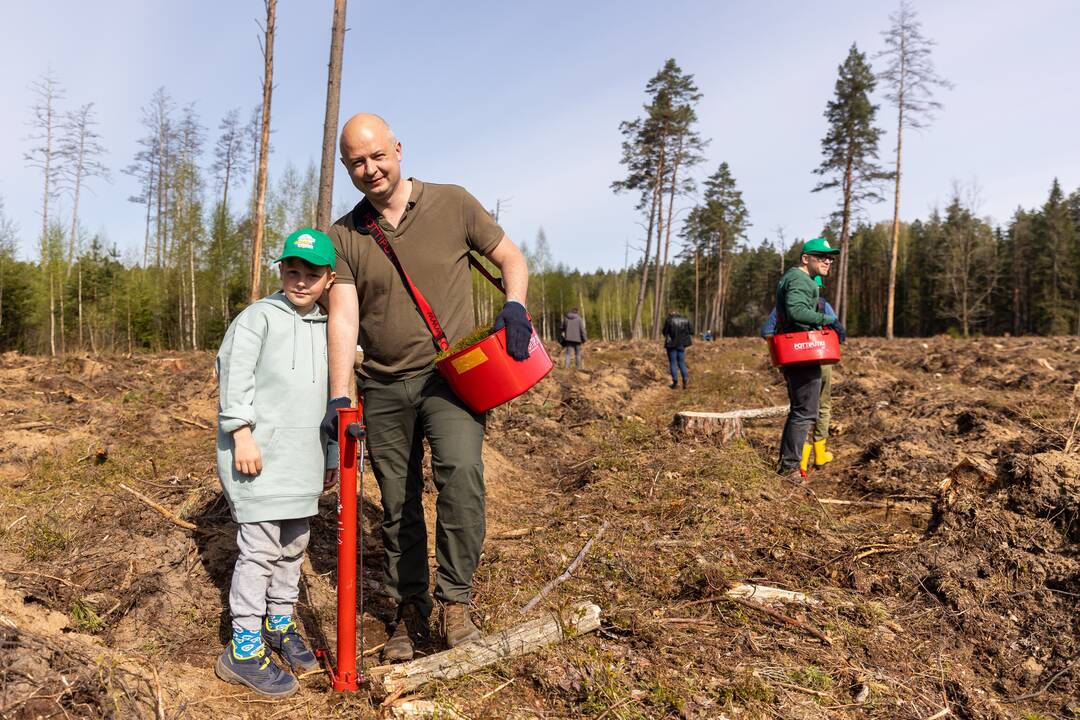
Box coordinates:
[215,644,298,697]
[262,617,320,673]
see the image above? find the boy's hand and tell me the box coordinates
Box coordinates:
[323,468,338,491]
[232,427,262,475]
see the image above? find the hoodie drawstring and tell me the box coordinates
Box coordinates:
[291,312,297,371]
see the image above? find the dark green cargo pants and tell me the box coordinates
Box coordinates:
[360,369,486,617]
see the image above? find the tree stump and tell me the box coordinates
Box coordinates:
[673,405,790,442]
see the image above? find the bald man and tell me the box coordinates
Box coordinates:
[322,114,531,662]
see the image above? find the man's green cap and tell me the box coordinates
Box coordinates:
[802,237,840,255]
[276,228,336,267]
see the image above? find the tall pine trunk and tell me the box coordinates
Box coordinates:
[316,0,347,231]
[249,0,277,303]
[836,153,855,325]
[885,95,905,339]
[631,158,663,339]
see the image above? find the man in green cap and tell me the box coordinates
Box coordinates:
[774,237,840,483]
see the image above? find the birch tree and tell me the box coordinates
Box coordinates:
[877,1,952,338]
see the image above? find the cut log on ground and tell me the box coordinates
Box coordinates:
[673,406,789,441]
[370,602,601,698]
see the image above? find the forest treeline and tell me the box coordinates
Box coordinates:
[3,4,1078,355]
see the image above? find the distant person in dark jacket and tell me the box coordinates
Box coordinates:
[662,310,694,389]
[560,309,586,370]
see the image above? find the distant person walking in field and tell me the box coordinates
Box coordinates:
[559,308,586,369]
[772,237,840,483]
[662,310,694,389]
[761,275,845,474]
[214,229,339,698]
[325,114,532,663]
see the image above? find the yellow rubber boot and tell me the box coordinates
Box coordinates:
[813,439,834,466]
[799,443,813,474]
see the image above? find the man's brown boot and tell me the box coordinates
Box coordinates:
[381,603,429,663]
[440,602,481,648]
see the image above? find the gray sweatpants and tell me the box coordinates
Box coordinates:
[229,518,311,632]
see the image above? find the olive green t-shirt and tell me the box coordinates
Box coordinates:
[329,179,505,380]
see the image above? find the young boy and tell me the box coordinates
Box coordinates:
[214,228,338,697]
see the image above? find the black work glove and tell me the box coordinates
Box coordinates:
[320,396,352,440]
[493,301,532,361]
[830,320,847,343]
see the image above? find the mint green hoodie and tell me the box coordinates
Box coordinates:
[216,292,337,523]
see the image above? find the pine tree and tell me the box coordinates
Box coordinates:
[681,162,749,336]
[1033,179,1078,334]
[812,44,891,325]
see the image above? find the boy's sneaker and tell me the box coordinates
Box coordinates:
[215,645,298,698]
[262,617,320,673]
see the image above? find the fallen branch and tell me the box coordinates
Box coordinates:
[170,414,211,430]
[522,520,609,613]
[491,527,543,540]
[117,483,197,531]
[731,597,832,645]
[10,421,53,431]
[726,583,820,606]
[372,602,600,697]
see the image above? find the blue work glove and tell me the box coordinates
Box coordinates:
[493,301,532,361]
[823,314,838,326]
[320,396,352,440]
[830,319,846,343]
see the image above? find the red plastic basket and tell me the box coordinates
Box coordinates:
[768,329,841,367]
[436,327,553,412]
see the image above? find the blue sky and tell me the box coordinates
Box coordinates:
[1,1,1078,271]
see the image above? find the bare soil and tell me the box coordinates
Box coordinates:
[0,337,1077,719]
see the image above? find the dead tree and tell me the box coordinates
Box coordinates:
[25,73,64,355]
[877,1,951,339]
[316,0,347,231]
[249,0,277,303]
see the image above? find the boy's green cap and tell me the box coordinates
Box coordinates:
[814,275,824,287]
[802,237,840,255]
[276,228,336,267]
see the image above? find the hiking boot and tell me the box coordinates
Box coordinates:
[262,617,320,673]
[215,645,298,698]
[669,380,678,389]
[382,602,429,663]
[681,378,688,390]
[440,602,481,648]
[779,466,807,486]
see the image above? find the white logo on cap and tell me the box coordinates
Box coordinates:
[822,240,831,249]
[295,234,316,249]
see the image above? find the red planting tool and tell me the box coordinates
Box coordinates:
[317,405,366,692]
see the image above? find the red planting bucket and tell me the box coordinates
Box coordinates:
[768,329,841,367]
[436,327,553,413]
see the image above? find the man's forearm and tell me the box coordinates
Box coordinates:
[488,236,529,306]
[328,286,360,399]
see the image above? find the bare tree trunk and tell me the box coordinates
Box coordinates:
[316,0,347,231]
[650,186,665,339]
[836,154,855,325]
[189,236,198,350]
[885,99,905,339]
[48,271,56,357]
[77,263,83,349]
[654,142,684,338]
[693,247,699,330]
[59,275,66,354]
[631,163,663,339]
[249,0,277,303]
